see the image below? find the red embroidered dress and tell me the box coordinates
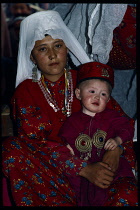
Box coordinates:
[2,70,137,206]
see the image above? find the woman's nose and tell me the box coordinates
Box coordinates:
[48,49,56,60]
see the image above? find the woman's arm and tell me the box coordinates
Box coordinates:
[11,81,52,139]
[102,146,123,172]
[49,141,117,189]
[78,146,122,188]
[79,161,114,189]
[107,96,136,169]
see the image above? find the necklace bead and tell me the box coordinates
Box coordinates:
[38,69,73,117]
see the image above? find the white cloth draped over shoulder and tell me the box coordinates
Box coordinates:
[64,4,127,64]
[16,10,90,87]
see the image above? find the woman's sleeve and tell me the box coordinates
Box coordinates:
[110,111,134,143]
[11,84,52,139]
[107,96,136,169]
[47,141,88,177]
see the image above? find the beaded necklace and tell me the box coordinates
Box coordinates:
[38,69,73,117]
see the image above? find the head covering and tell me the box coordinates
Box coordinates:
[77,62,114,87]
[12,16,26,24]
[16,10,90,87]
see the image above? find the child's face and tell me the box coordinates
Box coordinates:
[75,79,110,116]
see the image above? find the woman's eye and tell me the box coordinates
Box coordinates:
[39,47,46,51]
[55,44,62,48]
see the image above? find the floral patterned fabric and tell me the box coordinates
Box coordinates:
[2,69,137,206]
[108,5,136,70]
[104,177,138,206]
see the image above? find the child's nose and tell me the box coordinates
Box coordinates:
[94,94,99,99]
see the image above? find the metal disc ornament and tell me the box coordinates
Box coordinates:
[92,130,107,149]
[75,134,92,153]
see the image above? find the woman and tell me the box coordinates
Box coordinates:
[2,11,137,206]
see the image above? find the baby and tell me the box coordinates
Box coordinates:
[59,62,134,206]
[59,62,133,160]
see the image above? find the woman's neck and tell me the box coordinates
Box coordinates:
[42,71,64,82]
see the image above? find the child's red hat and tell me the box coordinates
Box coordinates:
[77,62,114,88]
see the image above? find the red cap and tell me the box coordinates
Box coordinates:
[77,62,114,87]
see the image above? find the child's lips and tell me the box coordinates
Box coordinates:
[92,102,99,106]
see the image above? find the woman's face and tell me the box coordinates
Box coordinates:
[31,35,68,82]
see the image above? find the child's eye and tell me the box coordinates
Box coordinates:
[102,93,106,96]
[89,90,95,93]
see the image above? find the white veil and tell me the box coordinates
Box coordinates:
[16,10,91,87]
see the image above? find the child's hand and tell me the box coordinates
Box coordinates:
[66,144,75,155]
[104,138,118,150]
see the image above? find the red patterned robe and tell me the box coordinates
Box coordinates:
[2,69,137,206]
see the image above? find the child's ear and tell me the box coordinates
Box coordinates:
[107,97,110,103]
[75,88,81,100]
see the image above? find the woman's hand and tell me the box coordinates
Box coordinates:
[79,162,114,189]
[79,146,122,188]
[102,146,123,172]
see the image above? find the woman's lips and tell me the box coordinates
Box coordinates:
[49,62,59,66]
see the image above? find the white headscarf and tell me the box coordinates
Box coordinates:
[16,10,90,87]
